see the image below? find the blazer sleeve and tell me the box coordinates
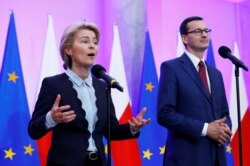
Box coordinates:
[28,78,56,139]
[157,62,204,142]
[105,98,139,140]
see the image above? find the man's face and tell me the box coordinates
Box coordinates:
[182,20,210,53]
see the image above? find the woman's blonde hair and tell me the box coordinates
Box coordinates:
[59,22,100,69]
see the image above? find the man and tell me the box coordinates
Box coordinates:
[157,16,232,166]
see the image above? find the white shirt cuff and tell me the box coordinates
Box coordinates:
[201,123,208,136]
[45,111,57,129]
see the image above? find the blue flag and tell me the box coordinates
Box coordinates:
[206,40,234,166]
[0,12,40,165]
[206,40,216,66]
[137,31,167,165]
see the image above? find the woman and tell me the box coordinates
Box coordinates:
[28,22,150,166]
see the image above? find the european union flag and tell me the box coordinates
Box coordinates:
[206,40,234,166]
[137,31,167,165]
[206,40,216,67]
[0,12,40,165]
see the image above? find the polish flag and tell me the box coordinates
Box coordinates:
[176,31,185,57]
[230,41,250,166]
[109,25,142,166]
[35,15,61,166]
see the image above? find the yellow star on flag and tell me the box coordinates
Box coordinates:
[24,144,35,156]
[8,71,19,83]
[4,148,16,160]
[143,149,153,160]
[104,144,108,154]
[159,146,165,154]
[145,82,154,92]
[226,144,232,153]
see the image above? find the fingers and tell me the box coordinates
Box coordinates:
[207,120,232,145]
[128,116,151,131]
[128,118,141,131]
[218,121,232,144]
[218,132,231,145]
[216,117,226,123]
[59,105,71,112]
[218,130,231,145]
[132,117,142,128]
[221,123,231,133]
[137,107,147,118]
[53,94,61,108]
[51,94,76,123]
[51,105,70,116]
[128,119,137,131]
[128,107,150,131]
[223,126,232,137]
[54,109,76,123]
[60,110,77,123]
[142,118,151,125]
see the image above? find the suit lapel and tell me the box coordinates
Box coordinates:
[92,77,107,131]
[180,54,211,103]
[60,73,88,127]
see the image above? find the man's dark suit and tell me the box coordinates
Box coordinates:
[28,73,138,166]
[157,53,231,166]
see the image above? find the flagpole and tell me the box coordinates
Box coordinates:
[235,66,243,166]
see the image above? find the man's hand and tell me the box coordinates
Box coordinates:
[207,117,232,145]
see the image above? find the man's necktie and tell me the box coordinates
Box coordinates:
[198,61,210,94]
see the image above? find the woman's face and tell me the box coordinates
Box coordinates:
[66,29,98,69]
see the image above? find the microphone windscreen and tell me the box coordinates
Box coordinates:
[91,64,106,78]
[218,46,231,58]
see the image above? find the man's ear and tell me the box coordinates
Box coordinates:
[181,35,188,45]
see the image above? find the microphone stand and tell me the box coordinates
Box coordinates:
[235,66,243,166]
[106,85,111,166]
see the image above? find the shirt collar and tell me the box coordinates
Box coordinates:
[185,51,206,69]
[65,69,92,87]
[84,74,92,87]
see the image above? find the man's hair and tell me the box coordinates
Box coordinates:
[179,16,203,35]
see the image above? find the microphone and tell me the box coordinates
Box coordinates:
[91,64,124,92]
[218,46,248,71]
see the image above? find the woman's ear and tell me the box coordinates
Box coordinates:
[65,48,72,56]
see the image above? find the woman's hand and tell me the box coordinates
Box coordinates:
[128,107,151,132]
[51,94,76,123]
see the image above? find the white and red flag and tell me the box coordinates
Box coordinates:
[109,25,142,166]
[230,42,250,166]
[35,15,60,166]
[176,31,185,57]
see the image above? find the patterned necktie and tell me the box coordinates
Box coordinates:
[198,61,210,94]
